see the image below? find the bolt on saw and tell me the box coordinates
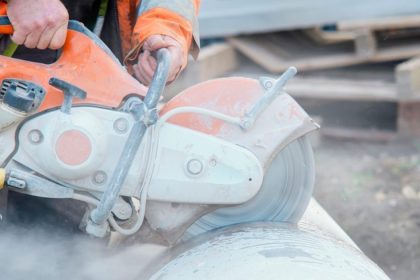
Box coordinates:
[0,17,318,241]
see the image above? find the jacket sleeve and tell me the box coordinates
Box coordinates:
[125,0,200,65]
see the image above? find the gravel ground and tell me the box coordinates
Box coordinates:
[314,137,420,280]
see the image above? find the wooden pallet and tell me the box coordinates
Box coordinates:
[228,15,420,74]
[306,15,420,44]
[228,30,420,73]
[294,56,420,136]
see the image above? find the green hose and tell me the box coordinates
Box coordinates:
[3,41,17,57]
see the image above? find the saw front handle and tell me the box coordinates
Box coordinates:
[87,48,171,237]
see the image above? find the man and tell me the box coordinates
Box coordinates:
[5,0,200,85]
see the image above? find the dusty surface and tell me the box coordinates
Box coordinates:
[314,137,420,280]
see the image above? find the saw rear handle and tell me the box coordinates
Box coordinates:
[49,78,87,114]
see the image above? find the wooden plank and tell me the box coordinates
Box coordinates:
[285,77,397,102]
[164,43,238,99]
[321,126,396,142]
[199,0,420,38]
[306,15,420,46]
[228,31,420,73]
[397,102,420,135]
[338,15,420,31]
[354,30,377,58]
[304,28,355,44]
[395,56,420,100]
[228,34,362,73]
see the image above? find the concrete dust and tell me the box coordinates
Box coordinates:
[0,225,163,280]
[0,192,171,279]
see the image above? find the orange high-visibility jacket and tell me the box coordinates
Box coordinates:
[121,0,201,65]
[0,0,200,64]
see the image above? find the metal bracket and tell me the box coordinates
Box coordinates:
[240,67,297,130]
[6,168,74,199]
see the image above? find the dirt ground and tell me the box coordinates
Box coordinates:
[313,137,420,280]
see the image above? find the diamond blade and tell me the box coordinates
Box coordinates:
[186,136,315,237]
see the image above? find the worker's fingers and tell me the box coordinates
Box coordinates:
[167,69,181,83]
[48,23,67,50]
[7,0,69,49]
[165,47,184,83]
[167,66,182,83]
[139,51,156,82]
[36,27,56,50]
[36,19,65,50]
[147,53,158,72]
[142,35,167,52]
[10,30,27,45]
[23,29,43,49]
[133,64,148,86]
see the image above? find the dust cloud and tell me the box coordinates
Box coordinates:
[0,226,160,280]
[0,191,170,280]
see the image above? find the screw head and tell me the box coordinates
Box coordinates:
[93,171,107,185]
[28,129,43,144]
[265,81,273,89]
[242,120,251,129]
[186,159,204,176]
[114,118,129,133]
[209,159,217,167]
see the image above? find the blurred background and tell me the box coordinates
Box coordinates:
[166,1,420,279]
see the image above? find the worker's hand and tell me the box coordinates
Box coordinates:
[8,0,69,49]
[133,35,186,86]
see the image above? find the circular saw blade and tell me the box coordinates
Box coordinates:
[186,136,315,237]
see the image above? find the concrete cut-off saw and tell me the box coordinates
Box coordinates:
[0,16,394,279]
[0,16,318,240]
[0,14,394,280]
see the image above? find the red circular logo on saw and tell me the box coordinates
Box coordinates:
[55,129,92,166]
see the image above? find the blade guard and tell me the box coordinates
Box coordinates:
[0,19,147,111]
[160,76,319,170]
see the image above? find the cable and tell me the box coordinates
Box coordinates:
[157,106,242,129]
[107,193,146,236]
[73,192,146,236]
[73,193,100,206]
